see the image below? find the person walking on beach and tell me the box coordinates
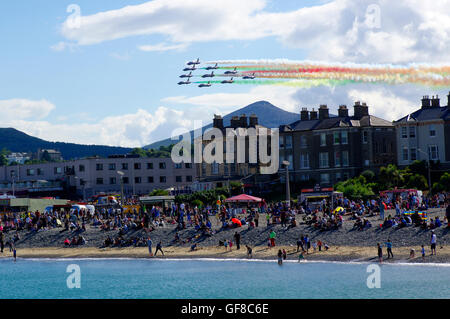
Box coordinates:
[421,245,426,260]
[154,241,165,256]
[377,243,383,263]
[430,231,437,255]
[0,231,4,253]
[385,239,394,259]
[269,230,276,247]
[282,249,287,260]
[12,243,16,262]
[147,237,153,257]
[277,249,283,265]
[297,237,304,252]
[234,232,241,250]
[246,245,253,259]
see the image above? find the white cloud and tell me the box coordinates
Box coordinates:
[57,0,450,63]
[0,99,55,121]
[138,42,188,52]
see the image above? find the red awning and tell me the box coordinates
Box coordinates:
[224,194,263,203]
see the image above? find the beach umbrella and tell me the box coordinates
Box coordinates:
[224,194,263,203]
[231,218,242,227]
[333,207,344,214]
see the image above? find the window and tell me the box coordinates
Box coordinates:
[26,169,34,176]
[336,172,341,182]
[54,167,62,174]
[362,131,368,143]
[429,125,436,137]
[428,145,439,160]
[334,151,341,167]
[147,163,153,169]
[364,159,370,167]
[301,174,310,181]
[79,165,85,172]
[134,163,141,170]
[123,177,129,184]
[300,136,307,148]
[122,163,128,170]
[401,127,407,138]
[320,133,326,146]
[285,135,293,149]
[96,164,103,171]
[147,176,154,183]
[409,126,416,138]
[176,176,182,183]
[279,136,285,148]
[109,163,116,171]
[341,131,348,144]
[342,151,349,167]
[185,163,192,169]
[159,162,166,169]
[135,177,142,184]
[212,162,219,174]
[175,163,183,169]
[402,148,409,161]
[410,148,417,161]
[160,176,167,183]
[334,132,340,145]
[186,176,193,182]
[300,154,309,169]
[109,177,116,185]
[319,152,329,168]
[320,173,330,184]
[96,178,104,185]
[37,168,43,176]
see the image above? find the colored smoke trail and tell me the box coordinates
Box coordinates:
[201,59,450,88]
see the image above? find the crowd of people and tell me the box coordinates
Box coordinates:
[0,191,448,262]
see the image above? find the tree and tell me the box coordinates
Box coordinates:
[405,174,428,190]
[149,189,169,196]
[0,154,8,167]
[361,170,375,182]
[335,175,375,199]
[379,164,404,190]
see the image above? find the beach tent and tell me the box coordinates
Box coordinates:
[231,218,242,227]
[224,194,263,203]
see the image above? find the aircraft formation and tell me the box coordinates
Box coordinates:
[177,59,256,87]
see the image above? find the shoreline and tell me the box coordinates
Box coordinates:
[2,245,449,264]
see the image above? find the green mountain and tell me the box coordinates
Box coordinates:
[0,128,131,160]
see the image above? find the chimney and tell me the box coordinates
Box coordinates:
[431,95,440,108]
[338,105,349,117]
[239,114,248,128]
[319,104,329,120]
[213,114,224,129]
[354,101,369,119]
[231,116,240,128]
[249,114,258,127]
[309,108,318,120]
[300,108,309,121]
[421,95,431,109]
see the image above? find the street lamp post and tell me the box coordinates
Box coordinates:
[10,171,15,197]
[282,160,291,206]
[117,171,125,207]
[417,148,432,195]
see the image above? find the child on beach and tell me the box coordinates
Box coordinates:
[277,250,283,265]
[377,243,383,263]
[246,245,253,259]
[224,240,228,251]
[421,245,425,260]
[298,251,305,262]
[410,249,415,259]
[228,240,233,251]
[282,249,287,260]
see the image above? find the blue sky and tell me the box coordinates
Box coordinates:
[0,0,448,147]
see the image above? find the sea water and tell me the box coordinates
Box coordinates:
[0,258,449,299]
